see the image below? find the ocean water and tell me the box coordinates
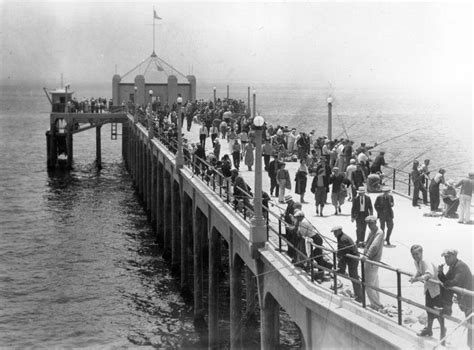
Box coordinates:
[0,82,471,348]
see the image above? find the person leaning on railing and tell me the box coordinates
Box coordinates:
[438,249,473,349]
[331,225,363,302]
[409,244,447,340]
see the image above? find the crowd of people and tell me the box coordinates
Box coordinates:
[140,96,473,346]
[66,97,113,113]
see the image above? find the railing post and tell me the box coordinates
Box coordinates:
[278,218,282,251]
[397,270,402,325]
[408,173,411,196]
[226,178,230,204]
[266,212,269,240]
[361,260,367,308]
[333,251,338,295]
[392,168,396,190]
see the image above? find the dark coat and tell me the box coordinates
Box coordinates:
[374,194,394,220]
[351,194,373,220]
[294,170,308,195]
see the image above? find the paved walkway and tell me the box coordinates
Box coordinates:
[180,121,473,348]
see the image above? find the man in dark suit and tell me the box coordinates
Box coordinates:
[374,186,395,246]
[351,187,373,246]
[267,155,280,197]
[331,225,363,302]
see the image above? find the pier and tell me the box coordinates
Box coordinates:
[43,91,473,348]
[119,110,468,349]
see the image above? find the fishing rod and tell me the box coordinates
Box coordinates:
[389,145,434,173]
[441,160,469,169]
[335,120,358,139]
[337,114,350,140]
[372,128,421,149]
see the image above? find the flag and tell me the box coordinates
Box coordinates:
[154,10,162,20]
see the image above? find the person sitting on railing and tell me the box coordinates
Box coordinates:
[292,211,333,278]
[409,244,447,340]
[438,249,473,349]
[220,154,232,180]
[193,144,206,175]
[331,225,363,302]
[262,191,270,221]
[231,169,252,213]
[440,180,459,218]
[283,196,301,262]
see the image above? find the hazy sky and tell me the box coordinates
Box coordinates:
[1,1,472,92]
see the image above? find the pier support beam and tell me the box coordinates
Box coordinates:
[171,179,181,272]
[163,170,171,259]
[151,153,157,224]
[122,122,129,167]
[180,193,192,294]
[66,127,73,169]
[208,228,220,349]
[262,294,280,350]
[230,249,244,349]
[245,266,257,321]
[144,145,149,211]
[96,125,102,169]
[193,207,205,323]
[156,161,164,245]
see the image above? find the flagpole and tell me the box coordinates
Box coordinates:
[153,6,155,55]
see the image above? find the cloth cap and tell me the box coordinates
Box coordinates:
[446,179,455,186]
[381,186,391,192]
[284,195,293,203]
[350,159,356,164]
[441,249,458,257]
[293,210,305,218]
[333,167,339,171]
[365,215,377,223]
[357,187,366,193]
[330,225,343,232]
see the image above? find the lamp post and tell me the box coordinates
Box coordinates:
[149,89,154,105]
[176,96,184,168]
[327,95,333,140]
[252,90,256,118]
[64,84,70,113]
[250,114,266,256]
[247,87,251,116]
[213,87,216,106]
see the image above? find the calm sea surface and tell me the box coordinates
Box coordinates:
[0,82,471,348]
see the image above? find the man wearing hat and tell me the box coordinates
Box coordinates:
[351,187,373,246]
[363,215,385,310]
[267,155,280,198]
[455,172,474,224]
[438,249,473,348]
[331,226,363,302]
[374,186,395,246]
